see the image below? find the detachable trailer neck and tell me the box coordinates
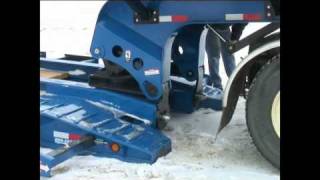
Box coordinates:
[40,78,171,177]
[40,0,279,177]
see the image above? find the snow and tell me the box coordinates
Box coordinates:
[86,100,152,125]
[40,1,279,180]
[68,69,86,76]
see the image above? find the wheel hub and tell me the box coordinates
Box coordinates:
[271,91,280,138]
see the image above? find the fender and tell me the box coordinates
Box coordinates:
[217,40,280,134]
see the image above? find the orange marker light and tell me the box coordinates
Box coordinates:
[110,143,120,153]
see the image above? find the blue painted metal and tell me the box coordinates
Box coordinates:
[40,85,171,176]
[90,0,277,101]
[168,25,205,113]
[40,1,280,176]
[40,153,54,177]
[40,136,95,177]
[169,81,195,113]
[41,78,158,125]
[171,25,204,81]
[40,94,171,161]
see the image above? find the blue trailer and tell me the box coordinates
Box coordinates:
[40,0,280,177]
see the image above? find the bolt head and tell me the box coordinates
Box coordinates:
[162,115,170,121]
[125,50,131,62]
[153,11,157,15]
[94,48,100,54]
[267,13,271,17]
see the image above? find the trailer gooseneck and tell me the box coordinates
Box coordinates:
[40,0,280,177]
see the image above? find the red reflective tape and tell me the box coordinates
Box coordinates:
[172,15,189,22]
[243,14,261,21]
[69,134,81,140]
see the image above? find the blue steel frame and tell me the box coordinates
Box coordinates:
[40,0,279,177]
[41,78,158,125]
[40,78,171,177]
[90,0,278,101]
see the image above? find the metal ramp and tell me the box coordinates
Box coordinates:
[40,94,171,177]
[40,136,95,177]
[39,0,280,176]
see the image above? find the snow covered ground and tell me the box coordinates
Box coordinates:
[40,2,280,180]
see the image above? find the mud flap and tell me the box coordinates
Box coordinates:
[217,74,245,134]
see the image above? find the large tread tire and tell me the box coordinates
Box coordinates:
[246,55,280,169]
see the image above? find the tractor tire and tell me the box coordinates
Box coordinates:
[246,56,280,169]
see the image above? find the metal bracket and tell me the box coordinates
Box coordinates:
[40,136,95,177]
[227,23,280,54]
[265,1,275,19]
[134,9,159,24]
[206,24,227,43]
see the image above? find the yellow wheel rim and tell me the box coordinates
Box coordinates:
[271,91,280,138]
